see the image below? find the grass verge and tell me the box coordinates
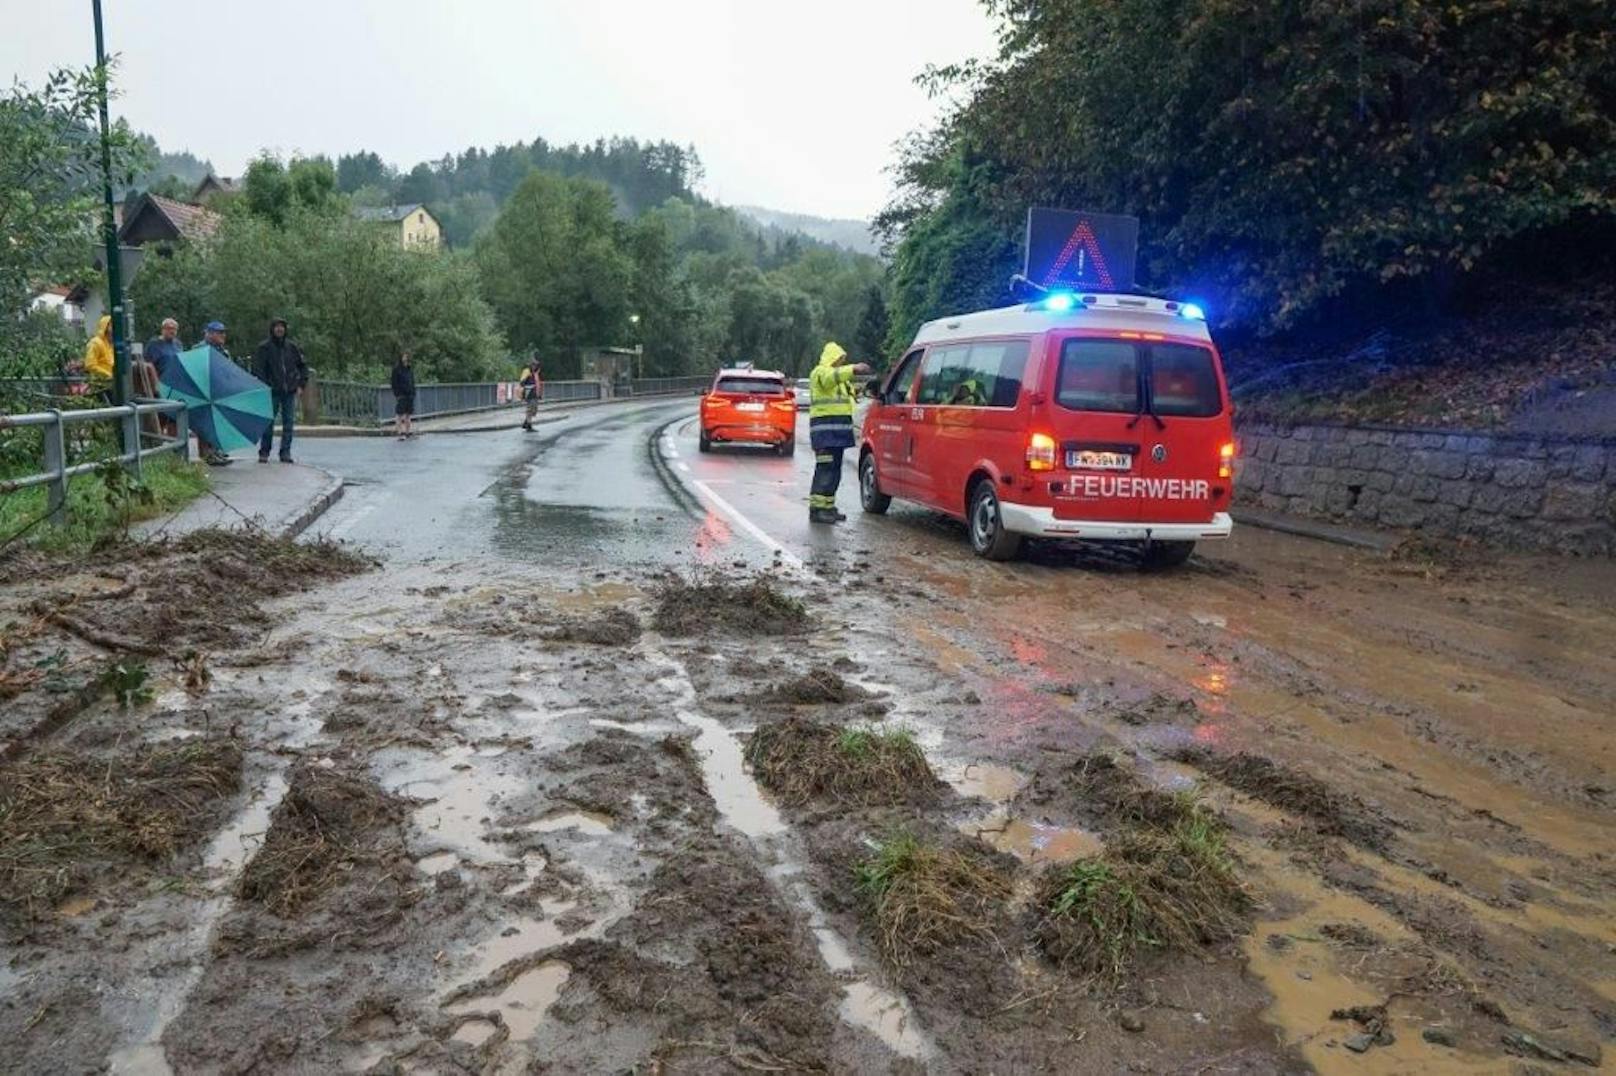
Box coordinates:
[745,717,938,806]
[855,830,1012,967]
[0,739,242,923]
[0,455,208,555]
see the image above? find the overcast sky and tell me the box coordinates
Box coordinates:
[3,0,997,220]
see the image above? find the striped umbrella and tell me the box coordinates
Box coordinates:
[157,344,273,452]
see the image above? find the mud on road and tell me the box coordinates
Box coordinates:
[0,526,1612,1074]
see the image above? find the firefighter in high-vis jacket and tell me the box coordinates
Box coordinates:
[807,341,871,524]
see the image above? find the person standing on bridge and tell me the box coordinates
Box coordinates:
[391,349,416,440]
[807,341,871,525]
[253,316,308,464]
[519,355,544,432]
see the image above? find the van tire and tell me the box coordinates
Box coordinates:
[698,432,712,453]
[969,480,1021,561]
[779,437,796,458]
[859,452,891,515]
[1141,540,1195,570]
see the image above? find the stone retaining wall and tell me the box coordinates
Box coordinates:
[1235,421,1616,555]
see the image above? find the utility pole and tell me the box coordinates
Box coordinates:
[92,0,132,409]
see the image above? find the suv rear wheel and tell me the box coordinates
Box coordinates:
[968,480,1022,561]
[1141,540,1195,570]
[698,431,712,453]
[859,452,891,514]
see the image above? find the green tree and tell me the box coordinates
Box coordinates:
[886,0,1616,333]
[474,171,632,377]
[854,284,890,362]
[0,65,146,337]
[629,216,699,377]
[242,154,340,225]
[132,209,504,382]
[336,150,390,194]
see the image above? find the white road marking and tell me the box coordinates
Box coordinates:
[690,478,806,573]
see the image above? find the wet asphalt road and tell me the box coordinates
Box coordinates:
[295,400,928,573]
[295,400,719,567]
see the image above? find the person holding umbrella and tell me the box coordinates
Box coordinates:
[253,317,309,464]
[155,321,273,467]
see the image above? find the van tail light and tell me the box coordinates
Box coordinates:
[772,400,795,413]
[707,396,727,407]
[1218,441,1236,479]
[1027,432,1057,472]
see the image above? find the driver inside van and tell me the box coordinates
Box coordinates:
[948,377,986,405]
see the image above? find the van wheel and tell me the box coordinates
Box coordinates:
[969,481,1022,561]
[779,437,796,458]
[1141,540,1195,570]
[698,432,712,453]
[859,452,891,515]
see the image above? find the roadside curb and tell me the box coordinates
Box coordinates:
[1231,507,1401,553]
[277,469,345,539]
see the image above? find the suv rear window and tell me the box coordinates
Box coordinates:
[1056,340,1222,417]
[715,376,786,395]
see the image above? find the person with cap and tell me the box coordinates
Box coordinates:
[252,316,309,463]
[806,341,872,524]
[194,321,235,466]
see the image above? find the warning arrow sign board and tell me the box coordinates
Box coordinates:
[1024,207,1139,292]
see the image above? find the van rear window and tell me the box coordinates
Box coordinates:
[715,377,786,395]
[1056,340,1138,413]
[1056,340,1222,417]
[1150,344,1222,417]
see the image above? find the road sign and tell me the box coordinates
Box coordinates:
[1024,207,1139,292]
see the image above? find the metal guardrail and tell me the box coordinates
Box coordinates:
[0,399,189,523]
[308,374,708,425]
[628,376,711,396]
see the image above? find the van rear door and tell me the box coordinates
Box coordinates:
[1048,335,1229,526]
[1048,337,1146,524]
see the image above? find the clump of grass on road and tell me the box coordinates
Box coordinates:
[745,717,938,806]
[1036,789,1250,980]
[652,573,808,636]
[1171,746,1394,851]
[237,763,403,917]
[855,830,1012,967]
[0,739,242,923]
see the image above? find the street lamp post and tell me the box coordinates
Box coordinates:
[91,0,132,410]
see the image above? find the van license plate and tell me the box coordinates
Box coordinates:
[1067,450,1132,471]
[736,402,764,412]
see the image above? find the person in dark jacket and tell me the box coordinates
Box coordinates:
[252,316,309,463]
[391,350,417,440]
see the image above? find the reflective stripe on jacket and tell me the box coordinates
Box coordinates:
[808,344,856,450]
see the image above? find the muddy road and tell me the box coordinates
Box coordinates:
[1,408,1612,1074]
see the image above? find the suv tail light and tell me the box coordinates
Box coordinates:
[1218,441,1236,479]
[1027,432,1057,472]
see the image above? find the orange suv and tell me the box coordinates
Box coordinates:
[699,367,797,456]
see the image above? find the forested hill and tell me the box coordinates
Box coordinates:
[734,206,878,257]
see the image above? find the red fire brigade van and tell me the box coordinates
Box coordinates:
[857,292,1235,567]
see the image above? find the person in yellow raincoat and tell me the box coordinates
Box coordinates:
[806,341,872,524]
[82,315,115,381]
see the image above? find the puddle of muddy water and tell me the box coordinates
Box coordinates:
[527,810,614,836]
[841,982,930,1059]
[451,1018,499,1047]
[446,961,571,1043]
[966,812,1102,865]
[945,762,1026,804]
[204,773,288,884]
